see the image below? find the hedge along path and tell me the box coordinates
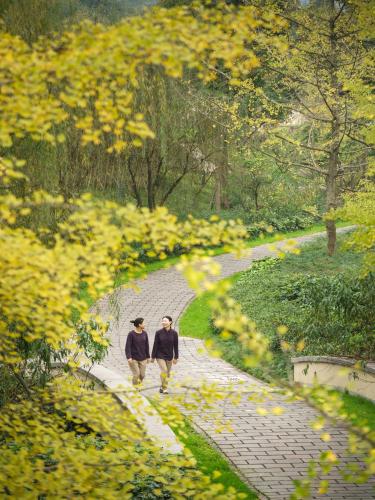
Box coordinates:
[97,229,374,499]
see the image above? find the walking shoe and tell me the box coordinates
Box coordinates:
[159,387,164,393]
[162,388,168,394]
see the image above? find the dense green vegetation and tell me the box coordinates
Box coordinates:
[2,0,352,243]
[0,0,156,40]
[2,0,371,253]
[181,234,374,382]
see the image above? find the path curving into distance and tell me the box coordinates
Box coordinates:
[96,229,374,499]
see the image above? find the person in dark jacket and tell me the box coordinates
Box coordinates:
[151,316,178,394]
[125,317,150,386]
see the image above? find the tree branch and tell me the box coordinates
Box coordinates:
[259,148,327,176]
[127,158,142,207]
[346,133,375,151]
[263,63,320,89]
[159,152,191,205]
[273,133,330,154]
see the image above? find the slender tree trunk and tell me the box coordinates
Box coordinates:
[160,153,190,205]
[325,169,337,256]
[254,182,261,211]
[325,0,340,256]
[147,161,154,210]
[326,115,340,257]
[127,159,142,207]
[214,171,222,211]
[221,129,230,209]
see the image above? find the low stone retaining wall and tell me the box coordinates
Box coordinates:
[52,363,183,454]
[292,356,375,402]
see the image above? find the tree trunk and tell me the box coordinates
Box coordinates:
[325,166,339,258]
[147,161,154,210]
[160,153,190,205]
[221,129,230,209]
[254,182,261,211]
[325,218,336,256]
[325,0,340,256]
[127,159,142,207]
[214,172,222,211]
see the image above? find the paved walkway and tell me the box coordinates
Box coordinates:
[96,230,374,499]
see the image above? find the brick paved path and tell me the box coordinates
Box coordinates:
[96,230,374,499]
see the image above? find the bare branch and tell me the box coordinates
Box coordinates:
[259,148,327,176]
[277,12,330,38]
[263,63,320,89]
[293,93,332,123]
[127,158,142,207]
[273,133,330,154]
[314,74,335,117]
[332,1,346,24]
[159,165,189,205]
[336,29,361,40]
[346,133,375,151]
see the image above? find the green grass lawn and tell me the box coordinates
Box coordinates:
[179,275,239,341]
[340,392,375,431]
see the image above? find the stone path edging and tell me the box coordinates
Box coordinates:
[53,363,183,454]
[96,227,375,499]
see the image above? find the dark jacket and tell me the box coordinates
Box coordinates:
[151,328,179,361]
[125,330,150,361]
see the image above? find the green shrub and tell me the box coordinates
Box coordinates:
[76,319,110,364]
[228,237,368,380]
[127,211,319,264]
[245,213,317,238]
[209,257,291,381]
[0,366,20,407]
[130,474,173,499]
[280,272,375,359]
[249,256,279,274]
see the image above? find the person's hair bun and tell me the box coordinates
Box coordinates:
[130,317,144,327]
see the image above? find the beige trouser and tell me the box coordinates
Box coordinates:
[129,360,147,385]
[157,359,173,389]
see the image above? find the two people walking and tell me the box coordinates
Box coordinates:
[125,315,178,394]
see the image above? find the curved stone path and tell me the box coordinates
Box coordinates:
[96,229,374,499]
